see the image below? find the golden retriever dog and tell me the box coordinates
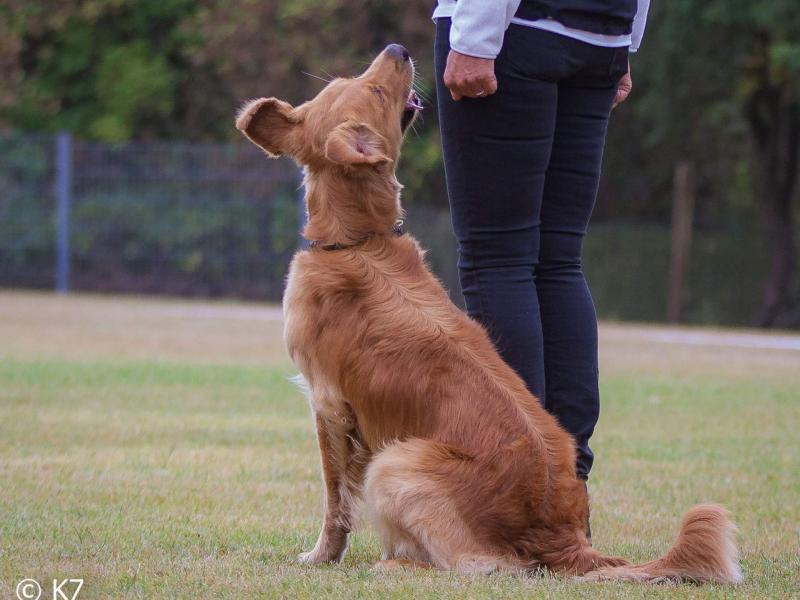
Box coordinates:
[236,44,742,583]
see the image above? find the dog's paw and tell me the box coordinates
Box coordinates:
[297,549,341,565]
[297,550,324,564]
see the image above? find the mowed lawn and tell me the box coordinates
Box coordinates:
[1,291,798,599]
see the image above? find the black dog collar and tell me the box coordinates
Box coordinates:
[308,220,405,251]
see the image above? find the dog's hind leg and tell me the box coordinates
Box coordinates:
[371,506,431,564]
[364,438,515,574]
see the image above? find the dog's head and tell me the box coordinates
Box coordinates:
[236,44,420,172]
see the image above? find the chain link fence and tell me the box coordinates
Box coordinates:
[0,131,790,327]
[0,131,303,300]
[0,131,461,304]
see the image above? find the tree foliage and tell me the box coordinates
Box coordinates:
[604,0,800,325]
[1,0,798,323]
[1,0,199,140]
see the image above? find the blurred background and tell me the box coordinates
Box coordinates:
[1,0,799,329]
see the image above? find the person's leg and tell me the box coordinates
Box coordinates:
[536,45,629,479]
[435,20,564,400]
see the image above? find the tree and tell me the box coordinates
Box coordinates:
[0,0,446,206]
[0,0,200,141]
[743,29,800,326]
[181,0,445,204]
[606,0,800,327]
[2,0,798,325]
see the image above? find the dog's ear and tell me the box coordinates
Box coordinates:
[324,121,392,167]
[236,97,302,157]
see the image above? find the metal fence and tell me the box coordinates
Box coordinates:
[0,131,302,300]
[0,131,788,327]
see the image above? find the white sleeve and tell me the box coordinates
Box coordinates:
[449,0,523,59]
[629,0,651,53]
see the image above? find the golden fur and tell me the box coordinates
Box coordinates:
[236,47,742,584]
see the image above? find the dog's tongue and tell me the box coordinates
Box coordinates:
[406,91,423,111]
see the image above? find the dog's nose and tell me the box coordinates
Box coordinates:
[385,44,410,62]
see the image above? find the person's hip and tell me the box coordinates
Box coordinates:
[436,17,628,87]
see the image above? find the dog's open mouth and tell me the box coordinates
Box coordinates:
[401,90,422,132]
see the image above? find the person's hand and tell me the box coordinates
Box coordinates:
[613,62,632,109]
[443,50,497,101]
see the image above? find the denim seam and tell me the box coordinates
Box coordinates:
[472,265,489,329]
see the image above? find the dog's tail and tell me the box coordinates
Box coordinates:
[580,504,742,584]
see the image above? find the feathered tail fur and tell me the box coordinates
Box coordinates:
[580,504,742,584]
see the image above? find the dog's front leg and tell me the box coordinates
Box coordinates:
[299,411,361,564]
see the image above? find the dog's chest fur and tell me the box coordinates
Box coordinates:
[281,236,456,430]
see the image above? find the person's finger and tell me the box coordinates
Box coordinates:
[614,84,631,107]
[462,80,484,99]
[465,75,497,99]
[483,74,498,96]
[454,78,471,100]
[445,72,470,100]
[613,71,632,109]
[446,70,497,99]
[442,60,458,99]
[446,77,463,101]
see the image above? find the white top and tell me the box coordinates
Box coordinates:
[433,0,650,60]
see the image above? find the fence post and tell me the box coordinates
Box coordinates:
[297,167,309,250]
[55,131,73,294]
[667,161,695,323]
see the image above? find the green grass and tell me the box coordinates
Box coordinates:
[0,291,798,598]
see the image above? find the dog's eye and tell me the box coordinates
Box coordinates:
[371,86,386,106]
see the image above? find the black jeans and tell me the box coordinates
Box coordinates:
[435,18,628,479]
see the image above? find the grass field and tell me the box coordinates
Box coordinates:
[1,291,798,599]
